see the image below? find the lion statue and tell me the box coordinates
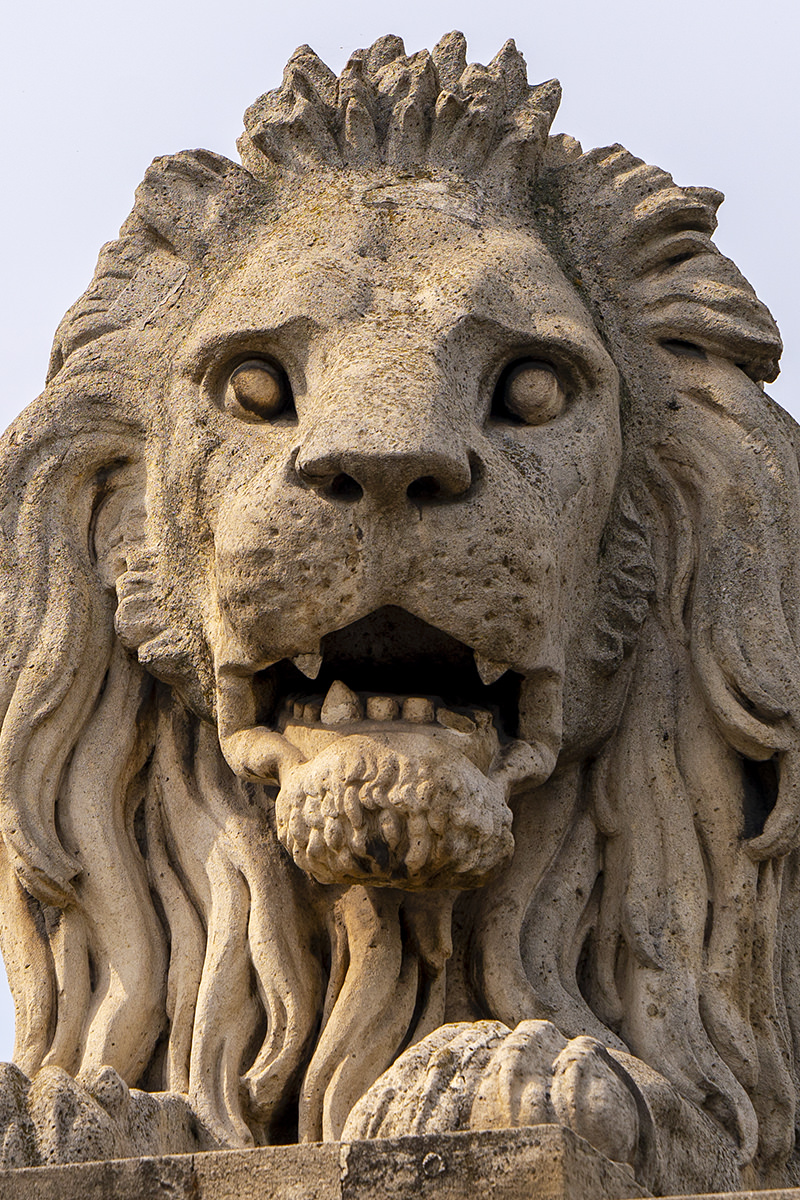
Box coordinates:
[0,32,797,1195]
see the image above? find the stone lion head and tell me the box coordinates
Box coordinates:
[1,31,798,1181]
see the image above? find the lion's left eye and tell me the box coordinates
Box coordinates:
[494,359,566,425]
[224,359,291,420]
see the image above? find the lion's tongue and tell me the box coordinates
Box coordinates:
[274,730,516,889]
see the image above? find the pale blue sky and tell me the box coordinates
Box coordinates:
[0,0,797,1062]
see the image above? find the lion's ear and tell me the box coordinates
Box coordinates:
[90,464,147,591]
[48,150,266,377]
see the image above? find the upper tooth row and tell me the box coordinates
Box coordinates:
[291,650,509,685]
[291,680,482,733]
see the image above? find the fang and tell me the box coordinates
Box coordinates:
[292,652,323,679]
[474,651,509,686]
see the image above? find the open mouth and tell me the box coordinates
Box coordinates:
[255,606,523,738]
[216,607,559,887]
[216,603,559,813]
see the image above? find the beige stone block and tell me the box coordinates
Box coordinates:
[337,1127,648,1200]
[0,1128,649,1200]
[194,1141,342,1200]
[0,1154,195,1200]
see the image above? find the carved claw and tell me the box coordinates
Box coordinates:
[550,1036,639,1167]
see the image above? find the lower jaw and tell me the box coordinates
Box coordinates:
[215,667,562,889]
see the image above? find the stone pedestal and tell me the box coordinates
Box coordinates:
[0,1126,649,1200]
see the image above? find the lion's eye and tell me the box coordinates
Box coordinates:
[496,359,565,425]
[224,359,291,420]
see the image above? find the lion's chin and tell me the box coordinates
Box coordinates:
[275,730,515,889]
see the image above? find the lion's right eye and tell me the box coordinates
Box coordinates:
[493,359,566,425]
[224,359,292,420]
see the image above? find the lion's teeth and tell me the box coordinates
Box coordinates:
[321,680,362,725]
[402,696,435,723]
[292,652,323,680]
[474,651,510,686]
[437,708,476,734]
[366,696,400,721]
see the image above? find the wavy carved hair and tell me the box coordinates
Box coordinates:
[1,32,799,1176]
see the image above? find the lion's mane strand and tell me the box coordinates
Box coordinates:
[0,361,167,1083]
[238,31,559,202]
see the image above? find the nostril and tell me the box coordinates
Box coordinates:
[407,475,441,502]
[328,473,364,501]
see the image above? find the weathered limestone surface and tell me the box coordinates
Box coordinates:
[0,1128,649,1200]
[0,28,796,1200]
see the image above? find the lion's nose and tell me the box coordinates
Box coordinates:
[295,443,475,505]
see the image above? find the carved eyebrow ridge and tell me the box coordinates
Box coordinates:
[448,312,612,387]
[178,315,320,381]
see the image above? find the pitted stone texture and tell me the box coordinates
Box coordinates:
[336,1128,649,1199]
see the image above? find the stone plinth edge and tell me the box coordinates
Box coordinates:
[0,1125,649,1200]
[661,1194,800,1200]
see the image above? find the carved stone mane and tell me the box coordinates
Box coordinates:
[0,32,797,1194]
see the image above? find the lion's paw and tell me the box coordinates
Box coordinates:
[30,1066,128,1165]
[341,1020,642,1170]
[0,1063,211,1168]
